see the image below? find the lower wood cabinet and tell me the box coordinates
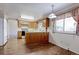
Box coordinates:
[25,32,49,45]
[17,31,22,39]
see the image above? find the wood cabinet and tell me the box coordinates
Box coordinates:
[46,18,49,27]
[25,32,49,45]
[18,31,22,39]
[18,20,29,28]
[28,21,38,28]
[43,18,49,31]
[43,18,49,27]
[18,20,38,29]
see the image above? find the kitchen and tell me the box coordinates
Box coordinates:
[17,18,49,45]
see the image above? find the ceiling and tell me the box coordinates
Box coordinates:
[0,3,79,21]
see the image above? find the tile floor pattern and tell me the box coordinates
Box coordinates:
[0,38,77,55]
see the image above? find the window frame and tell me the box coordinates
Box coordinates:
[54,16,77,34]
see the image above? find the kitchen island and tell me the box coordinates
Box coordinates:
[25,32,49,45]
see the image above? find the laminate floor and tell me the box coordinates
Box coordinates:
[0,38,77,55]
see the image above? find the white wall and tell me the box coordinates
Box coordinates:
[0,17,4,46]
[0,16,8,46]
[7,20,18,39]
[0,16,18,46]
[4,17,8,44]
[49,20,79,54]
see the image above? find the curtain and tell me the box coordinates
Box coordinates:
[71,8,79,35]
[76,15,79,35]
[56,7,79,35]
[71,8,78,21]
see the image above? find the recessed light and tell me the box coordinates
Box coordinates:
[21,15,35,20]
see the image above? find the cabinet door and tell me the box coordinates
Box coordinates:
[26,33,30,44]
[45,33,49,43]
[40,33,43,43]
[31,33,36,43]
[18,31,22,39]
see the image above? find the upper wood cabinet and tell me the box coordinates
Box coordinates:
[18,20,29,28]
[43,18,49,28]
[46,18,49,27]
[18,20,38,29]
[28,21,38,28]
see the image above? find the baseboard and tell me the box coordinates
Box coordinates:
[49,42,77,55]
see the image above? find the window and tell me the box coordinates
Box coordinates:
[55,19,64,32]
[64,17,77,33]
[54,17,77,34]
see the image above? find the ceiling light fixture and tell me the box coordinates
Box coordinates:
[48,13,56,18]
[48,4,57,19]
